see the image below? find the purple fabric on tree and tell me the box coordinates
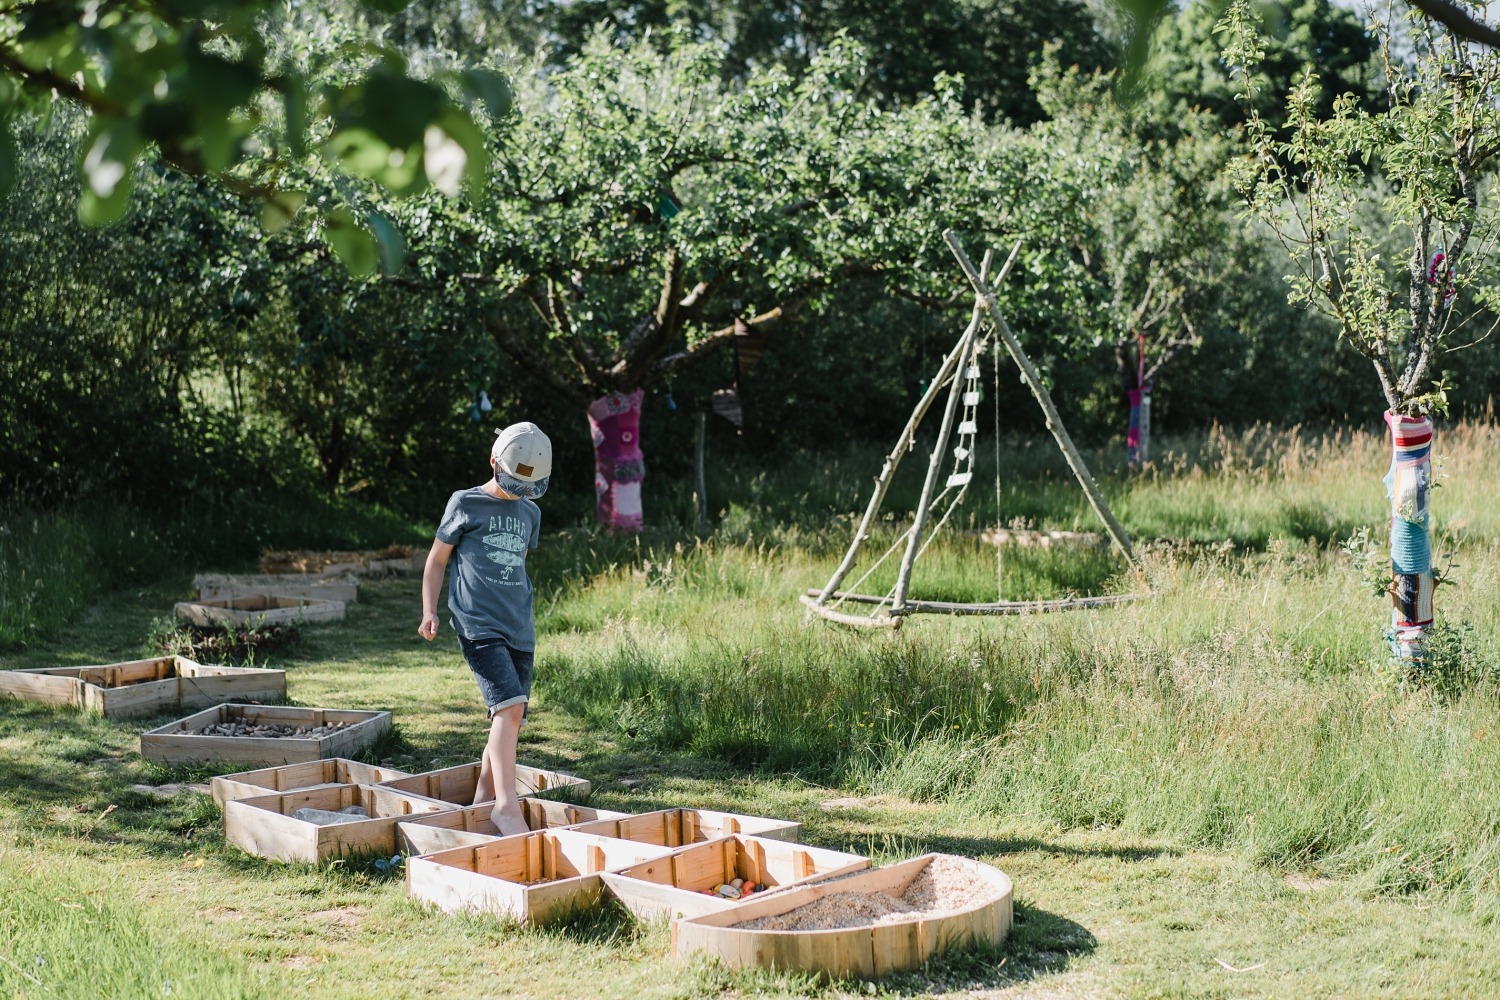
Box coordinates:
[587,389,646,531]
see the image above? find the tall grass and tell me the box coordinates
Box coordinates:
[533,420,1500,917]
[0,495,422,648]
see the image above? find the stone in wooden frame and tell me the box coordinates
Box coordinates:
[174,594,345,628]
[211,758,412,808]
[223,784,456,863]
[405,828,676,925]
[600,834,869,921]
[140,704,392,766]
[671,853,1013,980]
[0,656,286,719]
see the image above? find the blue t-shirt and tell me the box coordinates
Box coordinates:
[435,488,541,650]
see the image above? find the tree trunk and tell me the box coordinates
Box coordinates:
[587,389,646,532]
[1385,411,1434,661]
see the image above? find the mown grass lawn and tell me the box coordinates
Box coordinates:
[6,425,1500,998]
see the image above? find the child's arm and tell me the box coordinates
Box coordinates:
[418,538,455,640]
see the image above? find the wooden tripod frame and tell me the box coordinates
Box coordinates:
[801,232,1148,629]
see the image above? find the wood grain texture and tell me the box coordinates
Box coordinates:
[141,704,391,765]
[223,784,455,863]
[672,853,1014,980]
[211,759,411,808]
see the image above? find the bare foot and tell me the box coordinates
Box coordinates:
[491,801,529,837]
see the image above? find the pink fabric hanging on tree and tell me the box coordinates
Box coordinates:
[587,389,646,532]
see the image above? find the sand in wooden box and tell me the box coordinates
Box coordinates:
[378,761,590,804]
[407,829,677,924]
[224,784,455,863]
[0,656,285,719]
[141,704,392,766]
[601,834,869,921]
[571,807,801,848]
[399,800,631,857]
[211,758,411,808]
[195,573,360,605]
[174,594,346,627]
[672,853,1013,980]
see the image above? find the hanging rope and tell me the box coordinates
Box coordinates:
[993,333,1003,604]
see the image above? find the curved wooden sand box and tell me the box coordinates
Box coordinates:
[672,853,1012,980]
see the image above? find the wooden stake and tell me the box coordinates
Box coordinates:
[943,231,1146,584]
[693,411,708,527]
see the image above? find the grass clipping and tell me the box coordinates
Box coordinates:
[737,856,988,931]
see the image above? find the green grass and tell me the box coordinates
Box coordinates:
[7,421,1500,996]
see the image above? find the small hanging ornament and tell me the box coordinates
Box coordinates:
[478,390,493,414]
[665,389,677,412]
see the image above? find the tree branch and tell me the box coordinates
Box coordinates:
[480,312,592,409]
[1405,0,1500,49]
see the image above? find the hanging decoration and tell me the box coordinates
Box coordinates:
[586,390,646,532]
[1126,332,1152,469]
[1427,250,1457,309]
[1385,411,1435,661]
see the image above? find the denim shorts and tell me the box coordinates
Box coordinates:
[455,634,534,718]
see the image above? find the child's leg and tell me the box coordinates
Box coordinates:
[481,703,527,836]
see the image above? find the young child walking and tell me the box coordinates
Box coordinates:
[418,421,551,837]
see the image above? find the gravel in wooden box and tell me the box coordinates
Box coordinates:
[174,594,346,627]
[224,784,455,863]
[672,853,1013,980]
[0,656,285,719]
[399,800,631,857]
[377,761,590,804]
[211,758,411,808]
[571,807,800,848]
[601,834,868,921]
[140,704,392,766]
[195,573,361,605]
[406,829,676,925]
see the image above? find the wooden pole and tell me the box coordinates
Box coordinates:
[943,231,1146,584]
[892,320,980,612]
[813,248,1009,607]
[693,411,708,528]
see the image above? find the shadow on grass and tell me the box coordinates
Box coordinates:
[880,901,1097,996]
[846,828,1181,865]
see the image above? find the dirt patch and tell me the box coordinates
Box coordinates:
[1284,872,1336,893]
[283,955,320,970]
[195,906,245,922]
[308,906,366,928]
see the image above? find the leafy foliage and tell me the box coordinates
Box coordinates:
[1223,0,1500,415]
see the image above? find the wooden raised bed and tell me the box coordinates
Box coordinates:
[572,807,800,847]
[259,546,423,577]
[0,656,285,719]
[672,854,1013,980]
[174,595,346,627]
[211,758,411,808]
[223,784,455,863]
[141,704,392,766]
[378,761,591,804]
[406,829,676,924]
[601,834,869,921]
[195,573,360,605]
[398,800,631,857]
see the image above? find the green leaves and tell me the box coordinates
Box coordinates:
[324,209,406,277]
[79,122,142,224]
[0,0,516,272]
